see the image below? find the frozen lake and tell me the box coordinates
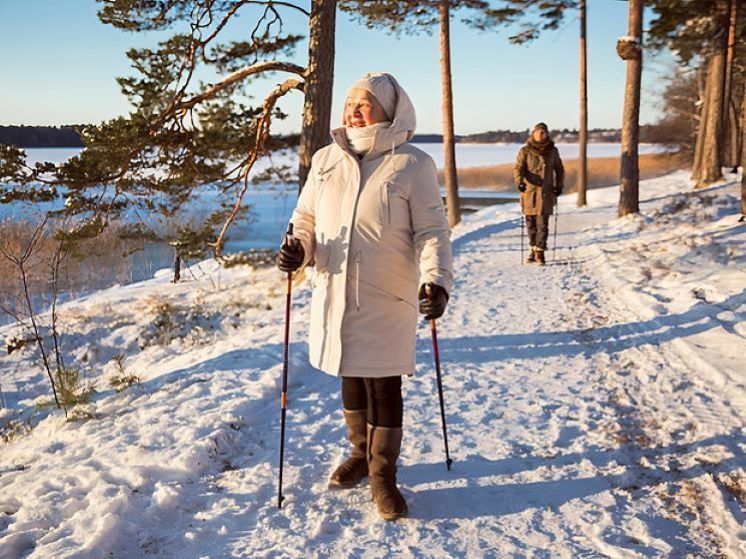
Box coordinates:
[413,141,668,169]
[2,143,662,294]
[21,141,669,172]
[17,141,667,252]
[10,140,665,258]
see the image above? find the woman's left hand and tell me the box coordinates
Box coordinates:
[418,283,449,320]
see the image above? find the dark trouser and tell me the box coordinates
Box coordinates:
[342,376,403,428]
[525,214,550,250]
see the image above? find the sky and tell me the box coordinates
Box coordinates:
[0,0,675,136]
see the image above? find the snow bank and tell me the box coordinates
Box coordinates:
[0,169,743,558]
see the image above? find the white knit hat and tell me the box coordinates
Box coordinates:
[347,72,398,120]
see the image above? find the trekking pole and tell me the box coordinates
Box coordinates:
[520,213,525,266]
[278,222,295,509]
[553,202,559,262]
[426,286,452,471]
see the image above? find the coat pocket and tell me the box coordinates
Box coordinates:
[382,181,409,231]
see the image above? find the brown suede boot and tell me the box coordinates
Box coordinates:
[368,424,408,521]
[526,248,537,264]
[328,409,369,489]
[536,249,545,265]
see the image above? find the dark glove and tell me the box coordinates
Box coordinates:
[418,283,449,320]
[553,185,563,196]
[518,182,527,193]
[276,238,304,273]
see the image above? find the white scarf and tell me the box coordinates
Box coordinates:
[344,121,392,155]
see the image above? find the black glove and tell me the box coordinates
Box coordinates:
[518,182,527,193]
[553,185,563,196]
[276,238,304,273]
[418,283,449,320]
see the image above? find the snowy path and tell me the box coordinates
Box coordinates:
[0,173,744,558]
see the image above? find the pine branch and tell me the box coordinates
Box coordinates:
[212,76,304,258]
[176,60,307,111]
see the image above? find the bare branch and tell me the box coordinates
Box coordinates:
[260,1,310,17]
[176,60,306,110]
[212,77,304,257]
[201,0,252,45]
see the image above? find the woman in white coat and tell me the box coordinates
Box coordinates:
[277,72,454,520]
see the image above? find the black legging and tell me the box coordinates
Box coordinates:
[341,376,403,428]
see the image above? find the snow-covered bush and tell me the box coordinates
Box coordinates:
[107,354,142,393]
[138,297,222,349]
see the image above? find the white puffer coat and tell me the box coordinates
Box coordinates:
[289,77,454,378]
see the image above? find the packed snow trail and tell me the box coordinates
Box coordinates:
[0,172,743,558]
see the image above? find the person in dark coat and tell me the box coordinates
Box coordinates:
[513,122,565,265]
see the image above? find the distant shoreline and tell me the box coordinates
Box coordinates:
[1,124,655,148]
[445,152,690,191]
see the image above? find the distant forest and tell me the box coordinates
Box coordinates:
[1,124,662,148]
[0,125,86,148]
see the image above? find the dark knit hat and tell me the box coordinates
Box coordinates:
[532,122,549,133]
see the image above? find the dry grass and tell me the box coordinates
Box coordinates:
[441,152,691,192]
[0,220,145,315]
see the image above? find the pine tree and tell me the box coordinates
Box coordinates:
[648,0,740,188]
[299,0,337,190]
[577,0,588,207]
[1,1,336,261]
[722,0,740,171]
[617,0,643,217]
[741,89,746,217]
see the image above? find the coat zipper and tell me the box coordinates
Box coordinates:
[355,250,362,312]
[383,183,392,226]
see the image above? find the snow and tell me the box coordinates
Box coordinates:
[0,170,744,558]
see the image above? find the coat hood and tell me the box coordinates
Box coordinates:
[331,72,417,161]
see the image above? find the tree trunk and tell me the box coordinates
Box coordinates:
[721,0,739,168]
[617,0,643,217]
[172,252,181,283]
[726,97,741,172]
[298,0,336,192]
[577,0,588,207]
[692,52,726,186]
[741,90,746,217]
[439,0,461,227]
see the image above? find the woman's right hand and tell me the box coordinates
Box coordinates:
[276,239,305,273]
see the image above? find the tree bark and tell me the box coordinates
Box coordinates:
[721,0,739,168]
[172,252,181,283]
[299,0,336,192]
[618,0,643,217]
[577,0,588,207]
[741,89,746,216]
[439,0,461,227]
[692,52,726,186]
